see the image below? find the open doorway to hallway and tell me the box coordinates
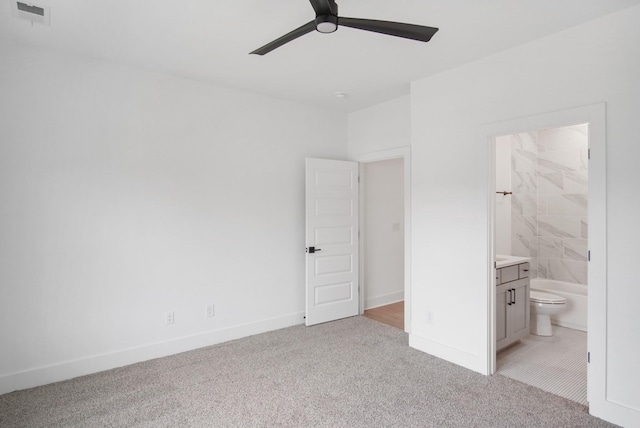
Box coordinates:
[360,158,405,330]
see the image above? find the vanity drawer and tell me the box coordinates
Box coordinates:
[519,263,530,278]
[496,268,501,284]
[500,265,519,283]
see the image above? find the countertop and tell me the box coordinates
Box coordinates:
[495,255,531,268]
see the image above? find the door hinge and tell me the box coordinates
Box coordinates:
[588,351,590,363]
[588,250,591,261]
[588,148,591,160]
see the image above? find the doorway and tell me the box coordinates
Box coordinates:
[494,124,589,405]
[484,103,606,413]
[353,147,411,332]
[361,158,404,330]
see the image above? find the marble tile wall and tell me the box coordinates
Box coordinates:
[510,132,540,276]
[510,124,589,285]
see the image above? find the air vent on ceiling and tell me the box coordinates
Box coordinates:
[11,1,50,26]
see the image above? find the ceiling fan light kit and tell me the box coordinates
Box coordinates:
[250,0,438,55]
[316,14,338,33]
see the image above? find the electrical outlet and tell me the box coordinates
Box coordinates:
[166,311,175,325]
[206,304,215,318]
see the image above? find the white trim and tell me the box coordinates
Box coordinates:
[480,103,606,418]
[0,311,304,395]
[487,134,497,375]
[351,146,412,333]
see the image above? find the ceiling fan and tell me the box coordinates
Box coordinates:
[250,0,439,55]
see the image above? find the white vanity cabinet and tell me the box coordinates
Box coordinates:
[496,262,530,351]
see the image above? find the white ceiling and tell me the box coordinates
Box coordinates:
[2,0,639,112]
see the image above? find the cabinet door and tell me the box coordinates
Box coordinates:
[509,282,530,342]
[496,287,509,350]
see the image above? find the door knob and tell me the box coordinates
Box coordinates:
[306,246,322,254]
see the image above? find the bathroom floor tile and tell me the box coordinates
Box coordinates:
[497,325,587,405]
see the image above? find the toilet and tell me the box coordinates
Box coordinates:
[530,290,566,336]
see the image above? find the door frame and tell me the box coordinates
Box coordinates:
[351,147,412,333]
[483,104,606,412]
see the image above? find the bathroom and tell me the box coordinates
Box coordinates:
[494,123,589,404]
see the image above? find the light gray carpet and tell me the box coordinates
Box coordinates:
[0,316,616,427]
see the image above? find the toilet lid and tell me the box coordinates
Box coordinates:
[530,290,565,304]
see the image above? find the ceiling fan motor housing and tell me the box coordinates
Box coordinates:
[316,14,338,33]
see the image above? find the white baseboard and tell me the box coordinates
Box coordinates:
[409,333,487,375]
[365,291,404,310]
[0,311,304,395]
[552,320,587,332]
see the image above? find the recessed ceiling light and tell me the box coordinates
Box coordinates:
[334,92,349,100]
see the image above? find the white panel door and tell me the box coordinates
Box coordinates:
[305,158,359,326]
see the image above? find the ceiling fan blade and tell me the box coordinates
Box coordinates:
[309,0,336,16]
[338,17,439,43]
[250,20,317,55]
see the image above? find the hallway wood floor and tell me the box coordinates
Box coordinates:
[363,301,404,330]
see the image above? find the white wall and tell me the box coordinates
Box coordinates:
[409,6,640,426]
[0,40,347,393]
[363,159,404,308]
[348,95,410,158]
